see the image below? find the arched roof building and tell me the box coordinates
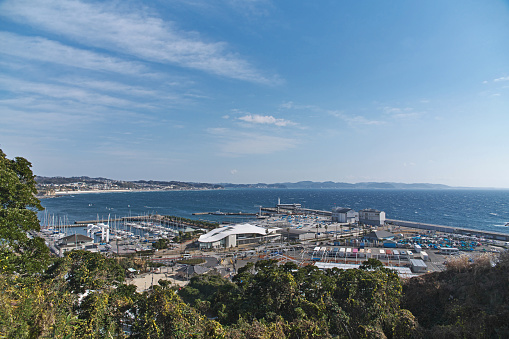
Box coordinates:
[198,223,280,249]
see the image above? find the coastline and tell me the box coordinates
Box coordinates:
[37,187,222,198]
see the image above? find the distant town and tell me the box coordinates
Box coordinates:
[35,176,223,196]
[36,176,457,196]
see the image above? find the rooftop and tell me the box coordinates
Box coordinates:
[198,223,277,243]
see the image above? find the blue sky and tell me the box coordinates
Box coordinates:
[1,0,509,188]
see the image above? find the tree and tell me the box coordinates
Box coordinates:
[0,149,50,274]
[332,266,406,337]
[152,238,170,250]
[131,286,224,338]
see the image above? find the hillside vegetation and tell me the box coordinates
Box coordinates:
[2,149,509,338]
[402,253,509,338]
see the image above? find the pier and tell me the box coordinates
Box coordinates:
[192,212,257,216]
[260,206,332,216]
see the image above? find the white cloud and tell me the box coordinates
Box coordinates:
[238,114,295,127]
[382,106,422,119]
[58,78,155,96]
[279,101,318,111]
[0,106,97,129]
[330,110,385,125]
[281,101,385,126]
[230,169,238,175]
[0,0,279,84]
[55,77,187,104]
[345,116,386,125]
[0,32,147,75]
[494,76,509,82]
[0,76,149,109]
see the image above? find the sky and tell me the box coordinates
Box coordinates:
[1,0,509,188]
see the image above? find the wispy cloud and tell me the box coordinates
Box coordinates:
[279,101,319,111]
[0,32,147,75]
[0,0,279,84]
[207,128,298,155]
[382,106,422,119]
[494,76,509,82]
[0,76,150,109]
[238,114,295,127]
[328,110,385,125]
[56,77,185,103]
[281,101,385,125]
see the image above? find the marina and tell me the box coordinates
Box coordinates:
[38,194,509,260]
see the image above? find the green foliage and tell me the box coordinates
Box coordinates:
[0,274,77,338]
[0,149,50,274]
[359,257,386,270]
[152,238,170,250]
[46,250,126,293]
[402,252,509,338]
[164,215,218,230]
[130,286,222,338]
[181,259,415,338]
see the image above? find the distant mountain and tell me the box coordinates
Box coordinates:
[36,176,451,191]
[224,181,451,189]
[221,183,287,189]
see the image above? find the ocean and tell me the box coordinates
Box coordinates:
[39,188,509,234]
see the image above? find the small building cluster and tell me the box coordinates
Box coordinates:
[332,207,385,226]
[197,204,388,250]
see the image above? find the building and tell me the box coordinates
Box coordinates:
[284,228,316,241]
[359,208,386,226]
[363,230,395,242]
[410,259,428,273]
[331,207,359,223]
[176,265,211,280]
[198,223,280,249]
[57,234,94,256]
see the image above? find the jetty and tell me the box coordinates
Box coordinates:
[192,211,257,216]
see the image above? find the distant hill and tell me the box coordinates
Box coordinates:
[36,176,452,191]
[35,176,223,193]
[224,181,451,189]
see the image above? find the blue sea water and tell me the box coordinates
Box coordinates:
[39,189,509,234]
